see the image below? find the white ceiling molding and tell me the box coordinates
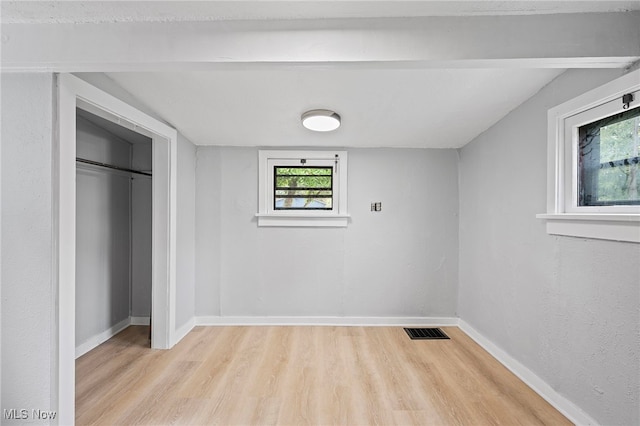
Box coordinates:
[2,13,639,72]
[3,1,640,24]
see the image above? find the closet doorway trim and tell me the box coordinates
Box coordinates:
[56,73,178,425]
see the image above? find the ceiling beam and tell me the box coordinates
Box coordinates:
[2,13,639,71]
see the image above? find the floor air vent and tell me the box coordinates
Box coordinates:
[404,327,450,340]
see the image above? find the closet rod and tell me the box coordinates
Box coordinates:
[76,157,152,177]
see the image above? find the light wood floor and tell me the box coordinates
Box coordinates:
[76,326,571,425]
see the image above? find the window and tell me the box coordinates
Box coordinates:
[257,150,349,227]
[577,106,639,207]
[538,69,640,243]
[274,166,333,210]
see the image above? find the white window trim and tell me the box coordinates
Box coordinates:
[537,69,640,243]
[257,150,349,227]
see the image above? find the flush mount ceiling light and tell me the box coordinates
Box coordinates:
[301,109,341,132]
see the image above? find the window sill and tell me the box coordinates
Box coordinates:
[536,213,640,243]
[256,213,350,227]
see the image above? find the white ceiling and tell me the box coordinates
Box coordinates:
[105,67,563,148]
[3,1,638,148]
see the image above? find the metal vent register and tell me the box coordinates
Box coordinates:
[404,328,450,340]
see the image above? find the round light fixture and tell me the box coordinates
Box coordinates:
[301,109,341,132]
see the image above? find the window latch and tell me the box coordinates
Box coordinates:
[622,93,634,109]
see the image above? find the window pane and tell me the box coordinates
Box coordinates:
[275,175,331,188]
[275,190,332,196]
[274,166,333,210]
[578,107,640,206]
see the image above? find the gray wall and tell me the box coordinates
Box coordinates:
[1,73,55,422]
[458,68,640,425]
[131,142,152,318]
[195,147,221,316]
[195,147,459,317]
[76,117,133,345]
[175,134,196,329]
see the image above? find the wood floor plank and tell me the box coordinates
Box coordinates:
[76,325,572,426]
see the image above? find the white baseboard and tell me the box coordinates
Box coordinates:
[174,317,196,344]
[195,316,458,326]
[458,319,598,426]
[130,316,151,326]
[75,317,130,359]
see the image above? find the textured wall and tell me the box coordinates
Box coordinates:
[175,134,196,329]
[194,147,222,316]
[458,68,640,425]
[1,73,55,423]
[195,147,459,318]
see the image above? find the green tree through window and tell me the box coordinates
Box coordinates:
[274,166,333,210]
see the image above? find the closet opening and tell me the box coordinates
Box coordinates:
[57,74,177,424]
[75,107,153,357]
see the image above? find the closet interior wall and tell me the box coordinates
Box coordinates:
[75,109,152,354]
[131,139,152,321]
